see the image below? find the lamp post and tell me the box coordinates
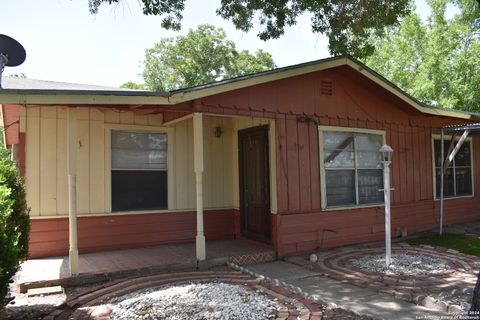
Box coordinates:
[379,144,393,267]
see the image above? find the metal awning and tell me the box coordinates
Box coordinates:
[442,123,480,134]
[439,123,480,234]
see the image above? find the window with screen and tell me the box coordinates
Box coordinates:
[434,138,472,198]
[111,130,168,211]
[321,129,384,208]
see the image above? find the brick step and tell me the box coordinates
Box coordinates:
[20,260,249,293]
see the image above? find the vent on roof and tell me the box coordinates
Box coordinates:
[320,80,333,96]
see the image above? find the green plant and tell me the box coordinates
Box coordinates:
[0,148,30,310]
[406,233,480,257]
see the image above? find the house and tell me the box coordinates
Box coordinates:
[1,56,479,275]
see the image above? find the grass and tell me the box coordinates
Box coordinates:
[406,233,480,257]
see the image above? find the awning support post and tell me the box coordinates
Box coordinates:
[440,129,444,235]
[67,107,79,275]
[193,113,206,261]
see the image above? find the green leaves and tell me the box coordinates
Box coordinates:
[366,0,480,112]
[0,148,30,309]
[89,0,186,30]
[88,0,412,58]
[141,24,276,91]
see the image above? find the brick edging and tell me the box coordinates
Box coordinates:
[43,267,325,320]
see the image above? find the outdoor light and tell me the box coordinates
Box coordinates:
[379,144,393,162]
[379,144,394,267]
[214,126,222,138]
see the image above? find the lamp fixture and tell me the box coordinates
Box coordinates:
[379,144,394,162]
[297,113,319,125]
[214,126,222,138]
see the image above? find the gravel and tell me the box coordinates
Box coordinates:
[350,252,449,276]
[104,282,281,320]
[1,278,65,320]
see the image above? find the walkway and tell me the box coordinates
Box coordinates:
[16,239,275,292]
[247,260,446,320]
[298,242,478,304]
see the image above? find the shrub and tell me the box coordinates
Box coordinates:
[0,148,30,310]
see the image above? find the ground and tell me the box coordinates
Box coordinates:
[2,266,373,320]
[4,224,480,319]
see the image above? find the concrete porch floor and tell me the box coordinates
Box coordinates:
[16,239,276,292]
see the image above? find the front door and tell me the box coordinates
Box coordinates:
[238,125,271,242]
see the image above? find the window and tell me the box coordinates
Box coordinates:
[434,138,472,198]
[111,130,168,211]
[321,128,384,208]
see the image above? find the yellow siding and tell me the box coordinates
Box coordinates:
[56,109,68,214]
[186,119,196,208]
[39,108,57,215]
[26,107,40,216]
[24,107,242,216]
[174,120,188,209]
[77,110,90,214]
[89,109,105,213]
[19,106,26,133]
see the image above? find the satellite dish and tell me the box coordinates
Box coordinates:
[0,34,26,88]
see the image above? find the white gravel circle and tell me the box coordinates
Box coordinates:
[107,282,281,320]
[350,252,449,275]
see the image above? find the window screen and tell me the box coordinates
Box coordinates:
[111,131,168,211]
[323,131,383,207]
[434,139,472,198]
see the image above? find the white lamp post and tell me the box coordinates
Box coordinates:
[379,144,393,267]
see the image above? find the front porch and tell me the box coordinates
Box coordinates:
[15,104,278,275]
[16,239,275,293]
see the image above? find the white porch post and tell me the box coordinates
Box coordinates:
[67,107,79,275]
[193,113,206,261]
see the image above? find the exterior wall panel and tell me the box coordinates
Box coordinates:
[9,64,480,258]
[23,109,236,216]
[28,209,236,258]
[199,66,480,257]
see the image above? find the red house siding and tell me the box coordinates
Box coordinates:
[199,66,480,257]
[2,104,20,148]
[29,209,235,258]
[5,64,480,259]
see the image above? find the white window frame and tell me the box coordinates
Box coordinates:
[318,126,386,211]
[431,134,474,200]
[104,124,175,213]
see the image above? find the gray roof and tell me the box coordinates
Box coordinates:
[1,76,133,91]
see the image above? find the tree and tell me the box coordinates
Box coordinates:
[120,81,145,90]
[139,24,276,91]
[366,0,480,112]
[0,148,30,312]
[88,0,412,58]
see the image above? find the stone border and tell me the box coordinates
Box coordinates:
[287,243,479,313]
[42,268,324,320]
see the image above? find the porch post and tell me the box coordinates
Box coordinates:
[67,107,79,275]
[193,113,206,260]
[440,129,444,235]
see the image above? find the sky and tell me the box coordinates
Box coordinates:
[0,0,447,87]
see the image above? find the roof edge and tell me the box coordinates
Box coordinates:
[167,56,349,103]
[344,58,477,120]
[0,89,170,105]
